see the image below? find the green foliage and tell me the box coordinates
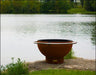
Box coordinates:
[25,1,40,14]
[91,1,96,11]
[1,1,13,13]
[68,8,96,14]
[68,8,86,13]
[0,0,71,14]
[84,0,96,11]
[0,0,96,14]
[80,0,84,7]
[1,58,29,75]
[29,69,95,75]
[64,49,75,59]
[12,1,24,13]
[40,2,51,13]
[91,22,96,45]
[55,0,71,13]
[0,1,40,14]
[40,0,71,14]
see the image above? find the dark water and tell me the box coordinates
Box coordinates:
[1,14,96,65]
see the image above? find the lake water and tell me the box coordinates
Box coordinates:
[1,14,96,65]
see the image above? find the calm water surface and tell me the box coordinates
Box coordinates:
[1,14,96,65]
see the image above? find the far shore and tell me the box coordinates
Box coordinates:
[1,13,96,15]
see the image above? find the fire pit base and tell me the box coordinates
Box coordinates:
[46,57,64,64]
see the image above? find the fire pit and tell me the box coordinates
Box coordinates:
[35,39,77,64]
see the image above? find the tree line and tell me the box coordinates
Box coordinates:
[0,0,71,14]
[80,0,96,11]
[0,0,96,14]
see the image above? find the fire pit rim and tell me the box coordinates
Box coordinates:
[34,39,77,44]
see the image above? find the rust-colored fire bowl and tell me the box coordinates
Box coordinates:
[35,39,77,64]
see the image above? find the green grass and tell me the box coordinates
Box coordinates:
[68,8,96,14]
[29,69,95,75]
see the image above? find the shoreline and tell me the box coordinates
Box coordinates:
[1,13,96,15]
[27,58,96,71]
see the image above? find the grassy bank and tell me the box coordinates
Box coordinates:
[1,50,95,75]
[68,8,96,14]
[1,57,95,75]
[29,69,95,75]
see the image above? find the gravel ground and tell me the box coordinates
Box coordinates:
[28,58,96,71]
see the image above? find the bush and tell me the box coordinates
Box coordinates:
[1,58,29,75]
[64,49,75,59]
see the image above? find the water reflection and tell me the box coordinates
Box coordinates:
[15,24,37,34]
[90,22,96,45]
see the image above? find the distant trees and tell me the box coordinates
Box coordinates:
[25,1,40,13]
[0,0,71,14]
[0,0,95,14]
[55,0,71,13]
[12,1,24,13]
[80,0,84,7]
[40,0,71,14]
[70,0,74,2]
[84,0,96,11]
[0,1,41,14]
[79,0,96,11]
[1,1,13,13]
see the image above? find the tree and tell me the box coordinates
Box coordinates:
[70,0,74,2]
[84,0,96,11]
[80,0,84,7]
[26,1,40,13]
[55,0,70,13]
[1,1,13,13]
[12,1,24,13]
[91,0,96,11]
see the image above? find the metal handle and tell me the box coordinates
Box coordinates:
[34,41,77,44]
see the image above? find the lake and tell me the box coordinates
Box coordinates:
[1,14,96,65]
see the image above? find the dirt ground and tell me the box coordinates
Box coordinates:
[28,58,96,71]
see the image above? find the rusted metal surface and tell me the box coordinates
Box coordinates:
[35,39,77,64]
